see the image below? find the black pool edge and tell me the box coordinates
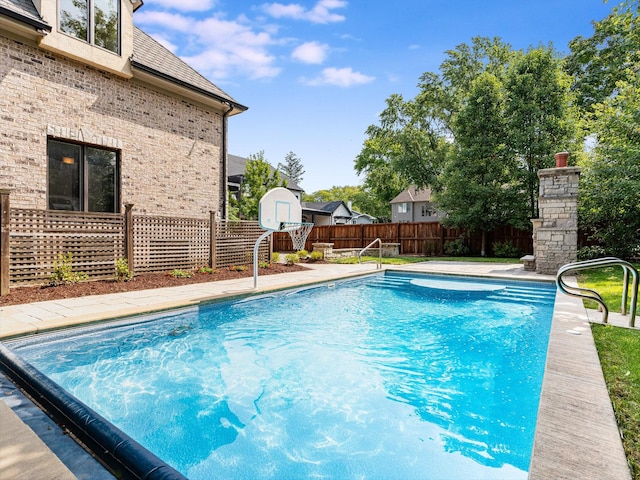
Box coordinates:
[0,343,188,480]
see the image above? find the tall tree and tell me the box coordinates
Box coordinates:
[277,151,305,185]
[235,151,287,220]
[579,78,640,258]
[436,73,522,255]
[565,0,640,111]
[569,0,640,258]
[504,46,580,219]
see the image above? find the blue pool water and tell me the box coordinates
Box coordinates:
[9,273,555,480]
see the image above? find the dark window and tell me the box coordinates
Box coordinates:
[59,0,120,54]
[48,139,119,213]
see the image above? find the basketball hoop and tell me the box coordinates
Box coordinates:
[280,222,314,251]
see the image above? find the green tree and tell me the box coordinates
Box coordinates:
[569,0,640,258]
[565,0,640,111]
[436,73,522,256]
[579,77,640,258]
[504,46,581,219]
[236,151,287,220]
[355,37,516,212]
[277,151,305,185]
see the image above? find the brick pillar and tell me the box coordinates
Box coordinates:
[531,163,581,275]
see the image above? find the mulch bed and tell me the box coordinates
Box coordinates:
[0,263,311,307]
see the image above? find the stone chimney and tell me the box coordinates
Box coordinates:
[531,153,581,275]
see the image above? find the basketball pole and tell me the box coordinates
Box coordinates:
[253,230,273,289]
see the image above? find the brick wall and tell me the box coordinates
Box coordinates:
[0,35,225,218]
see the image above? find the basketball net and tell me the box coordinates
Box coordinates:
[280,222,314,251]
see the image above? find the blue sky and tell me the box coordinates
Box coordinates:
[135,0,612,193]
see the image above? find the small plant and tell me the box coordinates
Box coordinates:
[169,269,192,278]
[285,253,300,265]
[443,237,469,256]
[492,241,523,258]
[198,266,215,274]
[296,249,308,259]
[229,265,248,272]
[49,252,88,286]
[308,251,323,262]
[114,258,133,282]
[271,252,281,263]
[258,260,270,269]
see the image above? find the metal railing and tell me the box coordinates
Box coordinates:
[358,238,382,269]
[556,257,638,327]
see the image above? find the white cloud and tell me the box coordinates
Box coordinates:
[135,11,280,80]
[291,41,329,64]
[145,0,217,12]
[262,0,347,23]
[302,67,374,87]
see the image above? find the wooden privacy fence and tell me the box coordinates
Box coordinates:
[0,195,269,292]
[273,222,534,257]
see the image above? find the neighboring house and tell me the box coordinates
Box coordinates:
[302,201,354,226]
[350,209,376,225]
[0,0,247,219]
[390,186,443,223]
[227,154,304,201]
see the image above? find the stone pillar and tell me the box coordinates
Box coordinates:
[531,163,581,275]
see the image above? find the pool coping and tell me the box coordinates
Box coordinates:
[0,262,633,480]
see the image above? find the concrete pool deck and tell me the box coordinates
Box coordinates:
[0,261,633,480]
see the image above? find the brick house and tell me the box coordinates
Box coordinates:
[0,0,247,219]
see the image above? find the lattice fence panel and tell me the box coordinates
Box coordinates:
[9,209,125,285]
[215,220,269,268]
[133,215,210,273]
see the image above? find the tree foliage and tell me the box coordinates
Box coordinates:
[436,73,524,255]
[232,151,287,220]
[504,46,581,218]
[565,0,640,110]
[277,151,305,185]
[572,1,640,258]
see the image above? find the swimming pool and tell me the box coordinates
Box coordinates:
[2,272,555,480]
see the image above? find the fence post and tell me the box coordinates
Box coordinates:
[0,189,10,296]
[124,204,134,274]
[210,211,217,268]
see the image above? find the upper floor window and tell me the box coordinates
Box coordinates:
[48,139,119,213]
[397,203,408,214]
[59,0,120,54]
[421,205,433,217]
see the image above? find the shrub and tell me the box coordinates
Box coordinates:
[114,258,133,282]
[443,238,468,256]
[169,269,192,278]
[296,249,308,259]
[308,251,323,262]
[285,253,299,265]
[492,241,523,258]
[49,252,88,286]
[258,260,270,269]
[577,245,607,261]
[229,265,248,272]
[198,266,215,274]
[271,252,281,263]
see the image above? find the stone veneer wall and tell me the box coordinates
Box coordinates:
[0,35,225,218]
[532,166,581,275]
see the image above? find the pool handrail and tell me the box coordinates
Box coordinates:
[358,238,382,269]
[556,257,638,327]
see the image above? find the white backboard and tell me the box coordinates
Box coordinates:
[258,187,302,231]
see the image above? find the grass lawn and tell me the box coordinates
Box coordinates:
[577,265,639,314]
[330,255,522,265]
[591,324,640,480]
[580,265,639,480]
